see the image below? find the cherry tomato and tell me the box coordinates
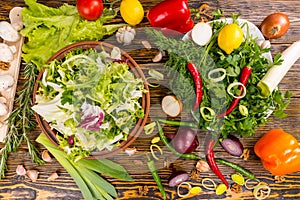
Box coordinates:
[76,0,104,21]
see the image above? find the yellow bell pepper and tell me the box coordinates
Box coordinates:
[254,129,300,176]
[120,0,144,26]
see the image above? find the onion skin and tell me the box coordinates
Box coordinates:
[260,12,290,39]
[171,128,199,154]
[220,135,244,157]
[168,171,189,187]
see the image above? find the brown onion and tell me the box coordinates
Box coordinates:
[260,12,290,39]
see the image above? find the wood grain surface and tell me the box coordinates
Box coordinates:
[0,0,300,199]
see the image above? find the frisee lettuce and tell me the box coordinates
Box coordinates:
[33,47,146,160]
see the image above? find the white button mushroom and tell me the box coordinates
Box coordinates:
[0,21,20,42]
[0,43,14,63]
[9,7,23,31]
[0,103,8,116]
[0,96,7,104]
[0,74,14,92]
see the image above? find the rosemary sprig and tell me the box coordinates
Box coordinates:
[0,62,44,179]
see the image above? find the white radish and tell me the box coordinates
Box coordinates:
[258,41,300,96]
[161,95,182,117]
[191,22,213,46]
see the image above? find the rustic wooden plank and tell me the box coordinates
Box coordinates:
[0,0,299,199]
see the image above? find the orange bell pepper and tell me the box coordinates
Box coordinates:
[254,129,300,176]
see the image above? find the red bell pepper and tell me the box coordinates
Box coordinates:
[147,0,193,34]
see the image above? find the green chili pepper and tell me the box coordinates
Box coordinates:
[215,158,255,179]
[156,119,198,128]
[147,156,167,200]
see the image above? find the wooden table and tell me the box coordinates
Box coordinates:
[1,0,300,199]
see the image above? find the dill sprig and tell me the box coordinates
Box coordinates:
[0,62,44,179]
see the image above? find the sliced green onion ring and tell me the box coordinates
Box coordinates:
[201,178,217,191]
[208,68,226,82]
[150,144,163,160]
[253,184,271,200]
[151,136,160,144]
[177,181,192,198]
[239,104,248,116]
[144,122,156,135]
[227,82,246,99]
[145,77,161,88]
[245,178,260,190]
[148,69,164,80]
[200,107,216,121]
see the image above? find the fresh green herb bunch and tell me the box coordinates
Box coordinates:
[145,15,291,138]
[0,62,44,179]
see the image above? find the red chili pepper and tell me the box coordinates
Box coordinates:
[187,62,203,110]
[217,66,252,118]
[147,0,192,34]
[206,140,229,188]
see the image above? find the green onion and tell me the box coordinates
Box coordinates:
[36,133,133,200]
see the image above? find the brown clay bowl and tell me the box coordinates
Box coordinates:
[33,41,150,158]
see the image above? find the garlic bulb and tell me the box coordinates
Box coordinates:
[116,26,136,45]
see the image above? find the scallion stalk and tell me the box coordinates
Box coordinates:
[258,41,300,97]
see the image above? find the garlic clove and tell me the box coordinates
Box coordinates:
[124,147,137,156]
[195,160,210,172]
[255,39,264,47]
[261,40,271,49]
[152,51,163,62]
[41,150,53,162]
[142,40,152,50]
[47,172,59,181]
[16,165,27,176]
[26,170,39,182]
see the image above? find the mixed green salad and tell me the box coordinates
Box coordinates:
[32,46,147,159]
[146,15,291,138]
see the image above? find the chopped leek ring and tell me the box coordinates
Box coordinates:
[201,178,216,190]
[208,68,226,82]
[200,107,216,121]
[148,69,164,80]
[144,122,156,135]
[177,181,192,198]
[150,144,163,160]
[227,82,246,99]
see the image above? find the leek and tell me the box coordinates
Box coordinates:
[258,41,300,97]
[36,133,133,200]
